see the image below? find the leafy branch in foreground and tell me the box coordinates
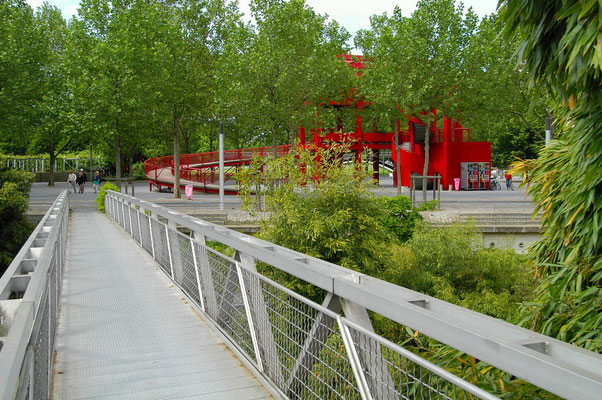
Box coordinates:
[502,0,602,352]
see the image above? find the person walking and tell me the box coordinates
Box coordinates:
[76,170,87,193]
[67,169,77,194]
[93,171,101,193]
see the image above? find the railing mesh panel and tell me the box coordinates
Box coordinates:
[33,292,50,400]
[150,218,171,275]
[172,233,201,303]
[139,213,153,254]
[347,323,479,400]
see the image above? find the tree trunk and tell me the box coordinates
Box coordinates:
[272,125,278,158]
[182,129,190,155]
[209,131,214,152]
[115,136,122,179]
[173,108,182,199]
[394,122,401,196]
[48,141,55,187]
[128,148,134,180]
[422,124,430,202]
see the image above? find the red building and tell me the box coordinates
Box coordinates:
[299,55,492,190]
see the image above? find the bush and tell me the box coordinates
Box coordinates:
[96,182,120,212]
[376,196,424,242]
[0,168,35,277]
[0,168,34,195]
[384,223,536,320]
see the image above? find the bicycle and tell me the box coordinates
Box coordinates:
[490,177,501,190]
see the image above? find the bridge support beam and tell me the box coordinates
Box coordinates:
[191,232,218,319]
[340,298,398,399]
[234,251,284,385]
[284,293,341,397]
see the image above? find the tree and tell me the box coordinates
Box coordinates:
[29,4,71,186]
[502,0,602,352]
[356,0,478,200]
[0,1,44,154]
[460,14,548,165]
[234,0,352,157]
[68,0,155,180]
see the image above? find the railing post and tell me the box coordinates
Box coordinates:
[235,261,264,373]
[120,198,126,227]
[127,201,133,236]
[192,231,218,318]
[137,208,142,245]
[337,316,373,400]
[149,213,156,260]
[164,225,175,280]
[189,237,205,312]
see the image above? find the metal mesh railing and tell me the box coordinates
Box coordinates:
[105,193,497,400]
[0,191,69,400]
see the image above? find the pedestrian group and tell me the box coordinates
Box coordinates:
[67,169,101,194]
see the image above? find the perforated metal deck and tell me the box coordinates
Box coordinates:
[52,208,273,399]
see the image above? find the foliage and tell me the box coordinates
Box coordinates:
[263,151,394,277]
[376,196,423,243]
[502,0,602,352]
[96,182,120,213]
[222,0,353,154]
[382,223,535,320]
[491,125,543,167]
[0,1,41,154]
[371,223,548,398]
[0,168,34,276]
[132,162,146,180]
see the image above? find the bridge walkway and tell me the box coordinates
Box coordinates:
[51,208,273,400]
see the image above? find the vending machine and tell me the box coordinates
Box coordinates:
[460,162,490,190]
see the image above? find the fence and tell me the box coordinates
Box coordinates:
[0,191,69,399]
[1,156,102,173]
[104,191,602,400]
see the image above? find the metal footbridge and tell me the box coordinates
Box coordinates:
[1,191,601,399]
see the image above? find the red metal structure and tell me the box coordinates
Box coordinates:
[299,55,492,189]
[145,145,290,194]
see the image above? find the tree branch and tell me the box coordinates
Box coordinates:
[511,110,545,141]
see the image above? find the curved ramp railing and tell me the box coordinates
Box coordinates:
[145,144,291,193]
[0,191,69,399]
[104,190,602,400]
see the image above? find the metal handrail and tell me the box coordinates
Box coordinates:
[104,190,602,400]
[105,191,496,399]
[0,190,69,399]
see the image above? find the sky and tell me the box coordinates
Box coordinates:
[26,0,500,38]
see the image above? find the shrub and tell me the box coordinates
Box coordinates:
[96,182,120,212]
[376,196,424,242]
[384,223,536,320]
[0,168,35,277]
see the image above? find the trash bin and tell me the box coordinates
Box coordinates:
[185,184,193,200]
[454,178,461,191]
